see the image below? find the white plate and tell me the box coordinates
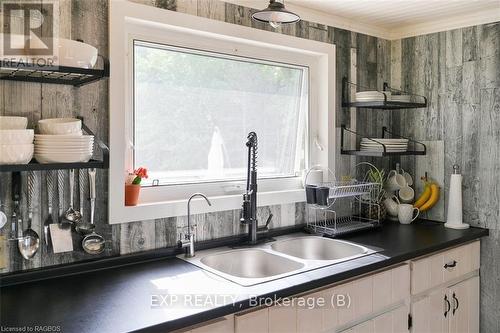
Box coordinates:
[35,149,93,154]
[35,152,92,164]
[35,134,93,140]
[35,141,93,148]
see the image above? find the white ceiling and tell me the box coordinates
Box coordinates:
[224,0,500,39]
[288,0,499,30]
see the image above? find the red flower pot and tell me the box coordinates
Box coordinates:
[125,184,141,206]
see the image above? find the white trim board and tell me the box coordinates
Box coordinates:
[223,0,500,40]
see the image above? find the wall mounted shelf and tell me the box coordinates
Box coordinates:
[0,57,109,87]
[0,118,109,172]
[342,78,427,110]
[340,125,427,157]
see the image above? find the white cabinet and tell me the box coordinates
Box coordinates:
[411,276,479,333]
[339,305,409,333]
[234,307,269,333]
[411,241,480,295]
[410,241,481,333]
[269,303,297,333]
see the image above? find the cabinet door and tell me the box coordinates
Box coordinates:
[234,308,268,333]
[448,276,479,333]
[191,316,234,333]
[412,288,449,333]
[296,291,324,333]
[269,304,296,333]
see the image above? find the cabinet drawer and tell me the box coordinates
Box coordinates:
[190,315,234,333]
[411,241,480,295]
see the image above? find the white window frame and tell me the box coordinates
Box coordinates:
[109,1,335,224]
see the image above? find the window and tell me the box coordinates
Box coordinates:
[109,2,335,223]
[133,41,309,186]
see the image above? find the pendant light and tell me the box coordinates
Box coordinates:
[251,0,300,29]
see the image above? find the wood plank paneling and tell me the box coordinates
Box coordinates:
[396,22,500,333]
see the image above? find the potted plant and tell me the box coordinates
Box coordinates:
[125,167,148,206]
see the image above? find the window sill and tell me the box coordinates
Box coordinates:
[109,189,305,224]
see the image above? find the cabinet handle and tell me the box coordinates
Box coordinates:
[452,292,459,315]
[444,260,457,269]
[444,294,451,318]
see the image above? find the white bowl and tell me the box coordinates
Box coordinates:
[57,38,98,69]
[35,151,92,164]
[20,36,98,69]
[0,116,28,130]
[0,129,34,144]
[0,144,34,165]
[38,118,82,135]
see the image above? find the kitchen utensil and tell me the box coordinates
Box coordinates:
[384,170,407,192]
[64,169,82,223]
[315,186,330,206]
[0,116,28,129]
[0,129,34,144]
[49,223,73,253]
[18,171,40,259]
[383,194,400,217]
[0,206,6,229]
[82,169,105,254]
[0,144,34,165]
[37,118,82,135]
[10,172,21,239]
[0,195,7,229]
[445,165,469,230]
[57,170,72,227]
[305,185,318,204]
[75,169,94,235]
[43,171,54,248]
[398,204,419,224]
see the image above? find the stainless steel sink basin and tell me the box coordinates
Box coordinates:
[200,249,304,278]
[180,234,379,286]
[271,237,369,261]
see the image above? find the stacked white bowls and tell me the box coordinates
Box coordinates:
[0,116,34,165]
[34,118,94,163]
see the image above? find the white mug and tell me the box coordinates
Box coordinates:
[383,195,400,216]
[402,169,413,186]
[399,185,415,203]
[385,170,407,192]
[398,204,419,224]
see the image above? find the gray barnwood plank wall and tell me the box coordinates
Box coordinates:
[0,1,498,331]
[0,0,390,273]
[392,22,500,332]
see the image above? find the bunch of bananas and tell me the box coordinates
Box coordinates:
[414,177,440,212]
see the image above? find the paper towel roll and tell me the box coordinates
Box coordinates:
[445,165,469,229]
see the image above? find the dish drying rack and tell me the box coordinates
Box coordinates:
[304,167,382,237]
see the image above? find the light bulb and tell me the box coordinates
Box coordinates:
[269,21,281,28]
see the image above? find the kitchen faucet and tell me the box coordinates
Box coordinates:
[178,193,212,257]
[240,132,272,244]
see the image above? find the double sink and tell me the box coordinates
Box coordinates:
[180,235,378,286]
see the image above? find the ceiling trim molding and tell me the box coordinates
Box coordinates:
[389,8,500,39]
[222,0,500,41]
[222,0,393,39]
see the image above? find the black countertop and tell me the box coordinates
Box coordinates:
[0,221,488,333]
